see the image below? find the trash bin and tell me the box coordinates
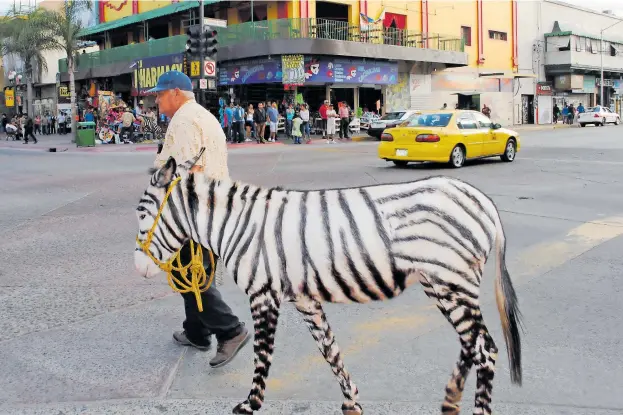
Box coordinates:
[76,121,96,147]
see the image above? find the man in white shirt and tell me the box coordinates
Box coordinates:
[148,70,249,368]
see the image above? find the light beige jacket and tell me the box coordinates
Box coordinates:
[154,99,229,180]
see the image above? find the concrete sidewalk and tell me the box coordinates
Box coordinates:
[0,133,370,153]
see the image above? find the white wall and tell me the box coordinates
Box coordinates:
[38,44,99,86]
[514,0,623,124]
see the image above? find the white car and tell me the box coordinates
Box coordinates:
[367,110,420,139]
[578,106,620,127]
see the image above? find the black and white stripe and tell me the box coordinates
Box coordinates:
[136,155,523,415]
[141,116,165,143]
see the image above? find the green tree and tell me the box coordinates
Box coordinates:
[45,0,93,139]
[0,4,58,117]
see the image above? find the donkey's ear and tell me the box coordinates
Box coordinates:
[156,157,177,187]
[180,147,206,171]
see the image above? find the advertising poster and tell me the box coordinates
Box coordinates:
[281,54,305,85]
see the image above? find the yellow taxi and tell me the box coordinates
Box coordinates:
[378,110,520,168]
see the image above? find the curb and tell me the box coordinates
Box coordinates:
[351,135,377,142]
[0,141,286,153]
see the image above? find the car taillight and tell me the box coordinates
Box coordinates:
[594,114,600,118]
[381,133,394,141]
[416,134,440,142]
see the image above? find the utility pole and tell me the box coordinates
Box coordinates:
[198,0,205,107]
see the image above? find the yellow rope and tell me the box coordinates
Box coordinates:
[136,177,215,312]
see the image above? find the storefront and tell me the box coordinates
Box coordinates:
[217,54,399,113]
[535,82,553,125]
[131,52,186,109]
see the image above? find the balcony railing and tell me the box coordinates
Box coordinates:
[59,18,464,73]
[59,35,187,72]
[219,18,464,52]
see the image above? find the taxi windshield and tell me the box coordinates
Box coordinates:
[407,113,452,127]
[380,112,406,120]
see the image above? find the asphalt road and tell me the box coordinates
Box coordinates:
[1,125,622,415]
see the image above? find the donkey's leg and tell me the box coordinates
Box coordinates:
[232,293,280,415]
[295,298,363,415]
[472,328,498,415]
[419,271,483,415]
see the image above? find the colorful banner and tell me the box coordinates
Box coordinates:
[218,56,398,86]
[4,88,14,107]
[282,54,305,85]
[132,53,185,95]
[58,84,71,104]
[218,59,282,86]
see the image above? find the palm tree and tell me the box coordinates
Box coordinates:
[45,0,93,139]
[0,4,58,117]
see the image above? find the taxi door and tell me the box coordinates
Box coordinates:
[474,112,503,156]
[456,112,482,158]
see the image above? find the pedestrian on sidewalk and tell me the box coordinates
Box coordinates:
[299,103,311,144]
[23,116,37,144]
[292,111,303,144]
[325,104,338,144]
[148,70,250,368]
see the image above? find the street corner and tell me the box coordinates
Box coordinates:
[0,141,70,153]
[351,134,377,142]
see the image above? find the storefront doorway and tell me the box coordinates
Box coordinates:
[454,92,480,110]
[359,86,383,113]
[330,87,354,109]
[297,85,326,112]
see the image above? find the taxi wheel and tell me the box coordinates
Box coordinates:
[449,145,465,168]
[501,138,516,162]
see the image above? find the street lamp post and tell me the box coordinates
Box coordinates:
[600,30,604,107]
[599,18,623,107]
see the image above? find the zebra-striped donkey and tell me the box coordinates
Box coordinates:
[134,149,523,415]
[139,115,166,152]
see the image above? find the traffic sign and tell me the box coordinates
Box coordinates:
[190,61,201,77]
[204,60,216,77]
[199,79,208,90]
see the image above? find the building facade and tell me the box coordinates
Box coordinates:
[516,0,623,125]
[57,0,530,125]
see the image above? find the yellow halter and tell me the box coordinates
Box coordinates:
[136,176,215,312]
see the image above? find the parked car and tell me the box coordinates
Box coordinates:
[578,106,620,127]
[367,110,420,139]
[378,110,520,168]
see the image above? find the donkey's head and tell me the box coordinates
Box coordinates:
[134,148,205,278]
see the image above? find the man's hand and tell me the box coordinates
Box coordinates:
[190,165,204,173]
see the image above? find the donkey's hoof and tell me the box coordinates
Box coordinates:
[232,401,253,414]
[342,402,363,415]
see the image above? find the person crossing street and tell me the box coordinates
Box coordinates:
[148,70,250,368]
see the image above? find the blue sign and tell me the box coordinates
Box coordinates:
[132,53,185,95]
[218,55,398,86]
[218,59,282,86]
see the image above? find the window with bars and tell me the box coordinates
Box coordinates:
[488,30,507,41]
[461,26,472,46]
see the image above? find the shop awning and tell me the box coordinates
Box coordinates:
[451,91,481,96]
[80,1,219,37]
[478,72,537,79]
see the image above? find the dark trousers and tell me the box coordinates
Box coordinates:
[24,127,37,143]
[339,118,350,138]
[173,243,243,346]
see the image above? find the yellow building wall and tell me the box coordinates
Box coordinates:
[101,1,133,22]
[227,8,239,25]
[365,1,422,32]
[480,0,513,70]
[139,1,172,14]
[267,2,279,20]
